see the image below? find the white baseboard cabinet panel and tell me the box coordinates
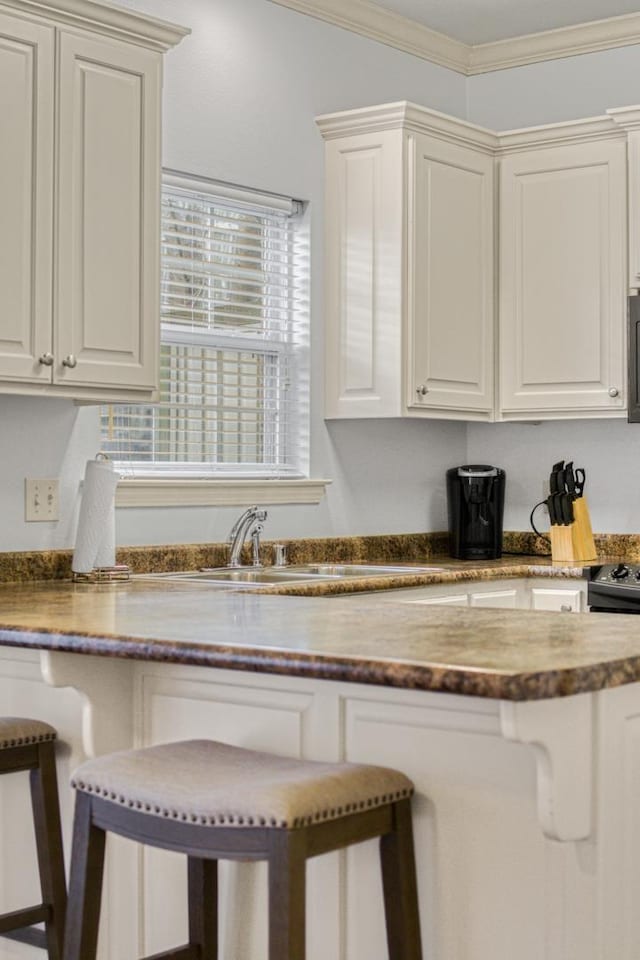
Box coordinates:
[1,650,638,959]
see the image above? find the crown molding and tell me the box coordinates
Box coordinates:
[3,0,190,51]
[497,114,624,152]
[317,100,498,152]
[269,0,469,74]
[608,104,640,132]
[271,0,640,76]
[317,100,628,154]
[469,11,640,74]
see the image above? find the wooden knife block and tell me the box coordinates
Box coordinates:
[550,497,596,564]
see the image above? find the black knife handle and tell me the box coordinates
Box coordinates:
[565,461,576,496]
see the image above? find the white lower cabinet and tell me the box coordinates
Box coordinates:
[405,593,469,606]
[530,586,585,612]
[349,577,587,611]
[2,648,640,960]
[469,587,518,608]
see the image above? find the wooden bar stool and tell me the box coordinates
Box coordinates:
[64,739,422,960]
[0,717,67,959]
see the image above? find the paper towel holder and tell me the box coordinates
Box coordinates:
[72,565,131,584]
[72,453,130,583]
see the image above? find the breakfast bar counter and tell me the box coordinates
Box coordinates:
[0,566,630,701]
[0,569,638,960]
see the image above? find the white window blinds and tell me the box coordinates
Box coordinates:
[100,172,309,478]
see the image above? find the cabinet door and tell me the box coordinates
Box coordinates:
[404,594,469,606]
[55,31,160,392]
[408,132,494,420]
[324,130,404,418]
[530,587,583,613]
[499,139,627,418]
[469,589,518,608]
[0,12,54,382]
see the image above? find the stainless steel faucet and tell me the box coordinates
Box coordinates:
[227,506,267,568]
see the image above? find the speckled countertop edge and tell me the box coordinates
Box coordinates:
[0,582,639,702]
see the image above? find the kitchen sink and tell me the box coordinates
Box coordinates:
[139,563,445,587]
[144,569,328,585]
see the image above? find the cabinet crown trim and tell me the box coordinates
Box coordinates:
[317,100,632,154]
[316,101,498,153]
[1,0,190,50]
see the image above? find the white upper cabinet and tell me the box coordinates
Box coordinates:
[0,0,188,401]
[0,11,54,383]
[318,103,497,421]
[499,135,627,419]
[319,102,633,422]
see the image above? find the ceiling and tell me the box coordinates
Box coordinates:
[375,0,640,45]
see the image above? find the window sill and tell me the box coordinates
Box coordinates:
[115,478,332,508]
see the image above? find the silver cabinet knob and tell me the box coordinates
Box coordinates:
[38,353,54,366]
[560,604,572,612]
[608,387,619,397]
[62,354,77,369]
[416,385,428,397]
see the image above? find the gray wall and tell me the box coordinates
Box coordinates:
[1,0,468,551]
[4,0,640,550]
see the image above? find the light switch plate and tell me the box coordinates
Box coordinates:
[25,477,59,522]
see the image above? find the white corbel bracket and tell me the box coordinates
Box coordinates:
[500,693,593,842]
[40,650,134,760]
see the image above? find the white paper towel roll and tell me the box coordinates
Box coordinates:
[72,458,119,574]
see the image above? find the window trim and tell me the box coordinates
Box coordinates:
[114,477,331,508]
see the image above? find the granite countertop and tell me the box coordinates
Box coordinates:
[0,558,638,702]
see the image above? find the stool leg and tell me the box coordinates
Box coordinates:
[268,830,306,960]
[188,857,217,958]
[380,799,422,960]
[63,792,106,960]
[30,740,68,960]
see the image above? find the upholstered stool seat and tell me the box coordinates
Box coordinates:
[0,717,57,749]
[0,718,67,959]
[64,739,423,960]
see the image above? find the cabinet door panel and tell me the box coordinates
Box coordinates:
[324,131,403,417]
[500,140,626,417]
[55,31,160,391]
[408,133,494,418]
[0,13,53,382]
[470,589,518,608]
[404,594,469,606]
[530,588,583,613]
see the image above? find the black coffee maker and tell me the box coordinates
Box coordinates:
[446,465,506,560]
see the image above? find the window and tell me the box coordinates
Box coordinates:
[101,171,309,479]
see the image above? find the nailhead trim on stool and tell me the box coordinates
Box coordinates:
[0,716,57,750]
[0,718,67,960]
[64,739,423,960]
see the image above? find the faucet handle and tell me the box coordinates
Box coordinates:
[272,543,287,567]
